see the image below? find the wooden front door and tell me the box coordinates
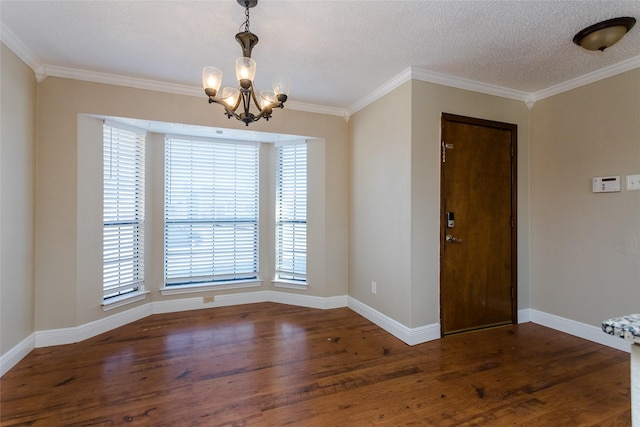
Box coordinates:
[440,113,517,335]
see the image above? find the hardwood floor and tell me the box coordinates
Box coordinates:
[1,302,631,426]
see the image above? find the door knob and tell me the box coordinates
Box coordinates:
[445,234,462,243]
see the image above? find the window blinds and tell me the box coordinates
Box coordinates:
[103,123,145,299]
[164,137,259,285]
[275,142,307,281]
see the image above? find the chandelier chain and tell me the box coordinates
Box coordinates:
[244,5,250,33]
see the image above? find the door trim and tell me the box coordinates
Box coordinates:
[439,113,518,336]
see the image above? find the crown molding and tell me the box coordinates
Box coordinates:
[531,55,640,103]
[0,23,45,80]
[43,65,204,97]
[38,59,640,117]
[285,100,349,118]
[39,65,346,118]
[410,67,532,103]
[347,66,532,116]
[347,68,413,115]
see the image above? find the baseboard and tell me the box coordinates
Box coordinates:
[347,297,440,346]
[153,291,349,313]
[529,309,631,353]
[344,303,628,352]
[268,291,348,309]
[35,303,153,347]
[32,291,349,350]
[518,308,531,323]
[0,333,35,377]
[5,299,631,377]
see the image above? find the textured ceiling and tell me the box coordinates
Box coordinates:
[2,0,640,113]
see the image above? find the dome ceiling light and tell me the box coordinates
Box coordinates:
[573,17,636,52]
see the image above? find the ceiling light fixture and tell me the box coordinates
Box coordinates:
[573,17,636,51]
[202,0,290,126]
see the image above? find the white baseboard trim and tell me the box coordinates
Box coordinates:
[269,291,348,310]
[152,291,349,313]
[518,308,531,323]
[0,333,35,377]
[35,303,153,347]
[152,296,209,314]
[529,309,631,353]
[4,299,632,377]
[31,291,348,350]
[347,297,440,346]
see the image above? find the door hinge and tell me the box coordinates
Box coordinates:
[511,145,515,157]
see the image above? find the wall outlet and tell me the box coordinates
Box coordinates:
[371,281,377,294]
[203,296,215,304]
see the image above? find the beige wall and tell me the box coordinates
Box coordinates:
[530,69,640,326]
[349,82,414,325]
[0,43,36,353]
[349,80,531,328]
[36,77,349,330]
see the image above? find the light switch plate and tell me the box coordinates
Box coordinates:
[627,174,640,191]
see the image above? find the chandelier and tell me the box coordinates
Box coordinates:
[202,0,290,126]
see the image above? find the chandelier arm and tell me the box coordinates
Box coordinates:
[251,107,271,122]
[241,89,252,115]
[250,87,264,111]
[208,97,243,121]
[209,95,280,124]
[250,88,285,112]
[229,91,243,112]
[238,89,258,126]
[246,85,271,122]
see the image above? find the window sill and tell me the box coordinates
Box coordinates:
[273,279,307,290]
[102,290,150,311]
[160,279,262,296]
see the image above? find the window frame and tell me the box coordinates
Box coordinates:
[163,136,261,290]
[274,141,308,285]
[102,121,146,301]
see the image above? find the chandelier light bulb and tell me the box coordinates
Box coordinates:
[236,57,256,88]
[259,90,276,109]
[272,75,290,102]
[221,87,240,108]
[202,67,223,96]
